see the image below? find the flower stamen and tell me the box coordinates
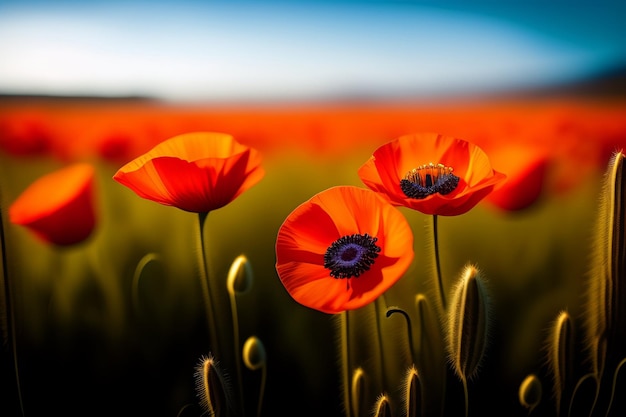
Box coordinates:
[324,233,381,279]
[400,163,459,199]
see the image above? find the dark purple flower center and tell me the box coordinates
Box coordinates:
[400,163,459,199]
[324,233,381,279]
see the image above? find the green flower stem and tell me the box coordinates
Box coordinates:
[431,215,449,417]
[256,361,267,417]
[197,212,220,357]
[605,357,626,417]
[339,311,352,417]
[226,256,251,415]
[1,199,25,416]
[228,288,244,412]
[375,297,387,386]
[461,375,469,417]
[432,214,446,310]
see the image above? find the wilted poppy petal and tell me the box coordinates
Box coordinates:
[9,163,97,246]
[276,186,414,314]
[358,133,507,216]
[113,132,264,213]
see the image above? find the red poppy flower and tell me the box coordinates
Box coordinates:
[483,144,550,211]
[9,163,97,246]
[112,132,264,213]
[357,133,507,216]
[0,112,53,156]
[275,186,414,314]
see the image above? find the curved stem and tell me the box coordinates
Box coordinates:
[339,312,351,417]
[1,199,25,416]
[605,357,626,417]
[256,363,267,417]
[175,403,196,417]
[432,215,446,310]
[386,307,415,362]
[131,252,160,314]
[374,297,387,386]
[228,289,245,414]
[462,375,469,417]
[568,373,598,417]
[197,212,219,357]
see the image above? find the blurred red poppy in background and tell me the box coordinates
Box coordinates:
[483,144,550,212]
[9,163,97,246]
[113,132,264,213]
[275,185,414,314]
[358,133,507,216]
[0,111,53,156]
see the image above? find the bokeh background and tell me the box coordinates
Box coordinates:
[1,1,626,416]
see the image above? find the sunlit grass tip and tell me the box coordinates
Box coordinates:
[226,254,253,296]
[518,374,542,414]
[226,254,254,411]
[402,365,422,417]
[371,393,392,417]
[242,336,267,417]
[583,149,626,378]
[445,264,492,381]
[543,310,573,416]
[445,264,492,417]
[242,336,266,371]
[350,367,367,417]
[193,353,233,417]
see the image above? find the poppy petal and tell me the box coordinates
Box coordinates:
[113,159,175,207]
[9,163,97,246]
[359,133,507,216]
[113,132,264,213]
[484,145,550,211]
[276,186,413,314]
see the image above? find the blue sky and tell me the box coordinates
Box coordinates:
[0,0,624,101]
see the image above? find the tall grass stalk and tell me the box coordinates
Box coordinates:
[445,264,491,417]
